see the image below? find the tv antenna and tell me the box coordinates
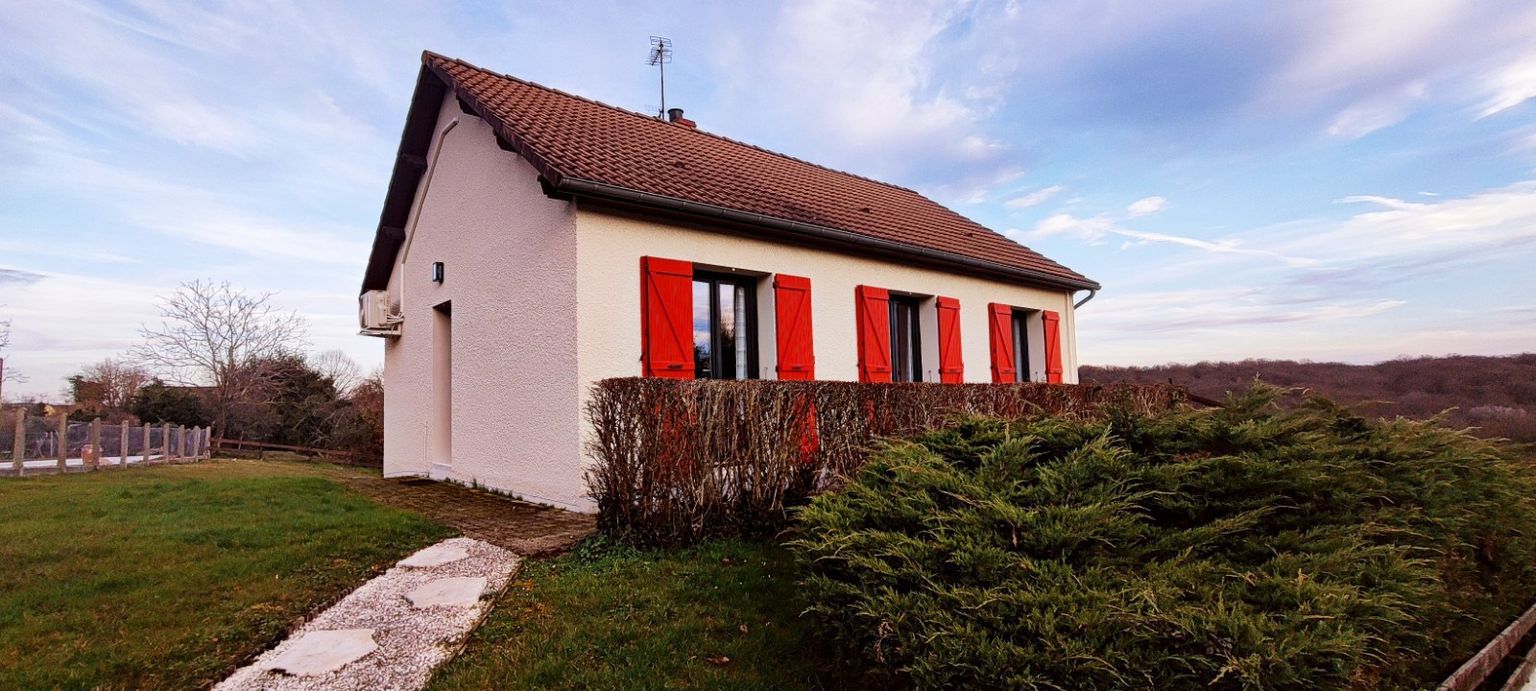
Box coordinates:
[646,36,672,119]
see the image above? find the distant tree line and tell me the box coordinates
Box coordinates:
[1081,354,1536,443]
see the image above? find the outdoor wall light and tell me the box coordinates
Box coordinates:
[431,261,445,284]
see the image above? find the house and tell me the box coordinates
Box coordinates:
[360,52,1100,511]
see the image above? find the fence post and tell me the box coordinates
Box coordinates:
[56,415,68,471]
[177,426,186,459]
[118,423,129,469]
[89,419,102,471]
[162,423,172,462]
[142,423,152,464]
[11,408,24,475]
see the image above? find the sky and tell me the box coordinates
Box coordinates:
[3,0,1536,399]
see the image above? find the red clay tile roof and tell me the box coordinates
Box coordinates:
[421,52,1095,290]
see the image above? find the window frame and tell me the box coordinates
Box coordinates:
[691,270,760,380]
[888,294,923,382]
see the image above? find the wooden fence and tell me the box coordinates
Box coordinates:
[1437,597,1536,691]
[212,437,363,464]
[0,408,211,477]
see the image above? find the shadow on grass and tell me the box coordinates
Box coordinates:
[430,536,883,691]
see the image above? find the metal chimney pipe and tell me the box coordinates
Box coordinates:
[666,107,684,123]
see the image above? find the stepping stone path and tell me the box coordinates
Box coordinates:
[216,537,519,691]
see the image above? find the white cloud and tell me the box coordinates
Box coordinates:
[1326,82,1427,138]
[1300,183,1536,263]
[1004,185,1064,209]
[1029,213,1120,242]
[1028,213,1314,266]
[774,0,973,148]
[1478,53,1536,117]
[1126,196,1168,217]
[0,268,166,399]
[708,0,1021,185]
[1071,179,1536,366]
[1082,287,1404,334]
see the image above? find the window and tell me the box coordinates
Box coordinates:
[692,271,759,379]
[889,295,923,382]
[1011,309,1031,383]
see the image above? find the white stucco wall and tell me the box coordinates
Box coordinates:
[573,211,1081,391]
[381,92,584,510]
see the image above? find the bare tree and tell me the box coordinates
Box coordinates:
[70,358,150,411]
[307,349,363,397]
[132,280,309,438]
[0,312,24,389]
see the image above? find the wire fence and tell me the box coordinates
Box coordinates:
[0,408,211,476]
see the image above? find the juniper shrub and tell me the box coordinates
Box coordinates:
[791,385,1536,690]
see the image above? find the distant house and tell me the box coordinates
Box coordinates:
[359,52,1100,511]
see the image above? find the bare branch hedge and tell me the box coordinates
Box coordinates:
[584,378,1190,544]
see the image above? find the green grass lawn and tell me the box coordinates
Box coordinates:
[0,460,452,690]
[430,538,876,691]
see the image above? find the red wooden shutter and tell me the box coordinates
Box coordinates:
[855,286,891,383]
[639,256,694,378]
[935,296,963,383]
[987,303,1016,383]
[1043,310,1063,384]
[773,274,815,380]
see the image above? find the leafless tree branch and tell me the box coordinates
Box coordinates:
[130,279,309,437]
[70,358,151,411]
[307,349,363,398]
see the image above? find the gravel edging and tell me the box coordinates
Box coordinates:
[216,537,520,691]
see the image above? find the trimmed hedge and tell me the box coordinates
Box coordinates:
[790,386,1536,690]
[584,378,1187,545]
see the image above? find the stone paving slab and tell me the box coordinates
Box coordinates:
[216,537,519,691]
[405,576,487,608]
[398,543,470,568]
[264,630,377,676]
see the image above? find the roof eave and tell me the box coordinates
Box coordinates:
[359,63,448,294]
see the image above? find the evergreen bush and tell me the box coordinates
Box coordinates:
[791,385,1536,689]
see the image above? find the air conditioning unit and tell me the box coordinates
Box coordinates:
[359,290,403,335]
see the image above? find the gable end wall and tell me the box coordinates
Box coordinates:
[381,92,585,509]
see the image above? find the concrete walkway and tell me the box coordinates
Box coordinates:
[217,537,519,691]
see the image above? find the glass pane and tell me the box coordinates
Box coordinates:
[734,285,749,379]
[903,300,915,383]
[1013,312,1029,383]
[890,300,916,382]
[693,281,712,378]
[717,283,738,379]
